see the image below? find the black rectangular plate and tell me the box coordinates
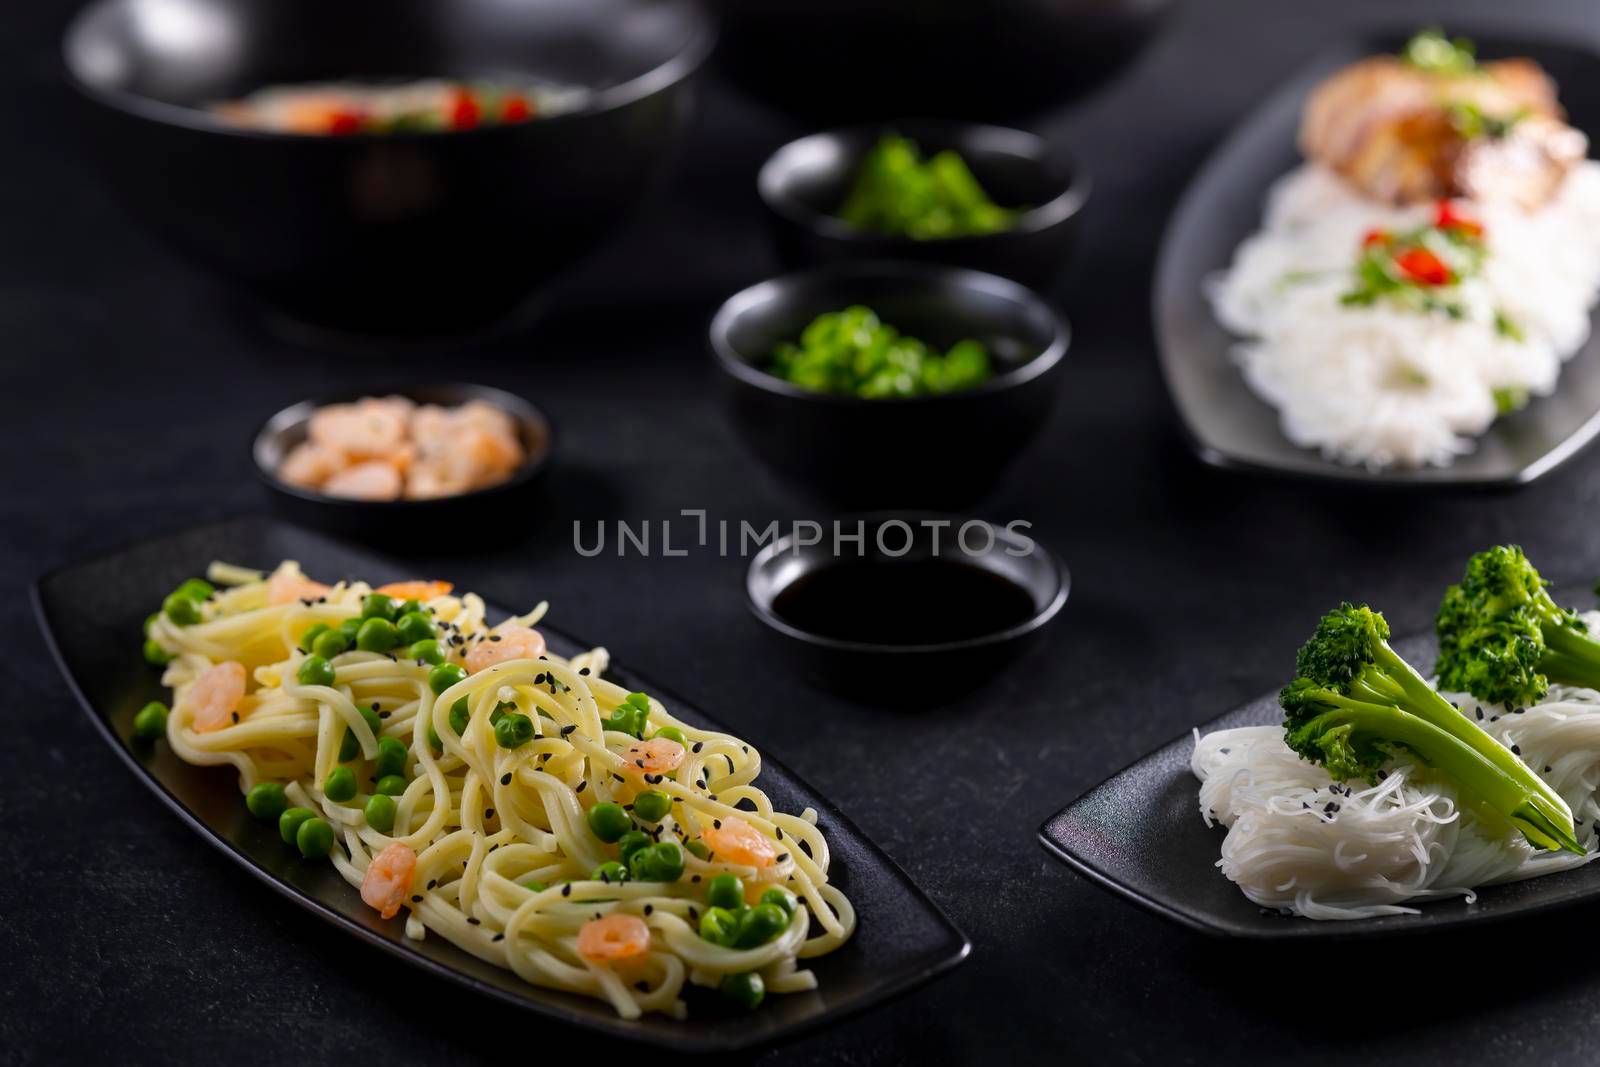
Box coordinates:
[1153,31,1600,487]
[34,516,968,1051]
[1038,585,1600,939]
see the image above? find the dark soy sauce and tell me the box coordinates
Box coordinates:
[771,558,1037,646]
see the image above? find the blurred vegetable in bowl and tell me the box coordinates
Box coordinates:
[768,305,994,398]
[838,136,1023,240]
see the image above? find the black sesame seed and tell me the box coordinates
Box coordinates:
[485,808,495,819]
[561,884,572,896]
[561,725,577,736]
[427,880,437,889]
[579,667,591,676]
[467,917,481,925]
[692,742,703,753]
[643,904,653,915]
[576,781,587,793]
[493,933,505,942]
[501,773,512,785]
[411,895,423,903]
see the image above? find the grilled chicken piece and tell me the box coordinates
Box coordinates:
[1300,55,1587,209]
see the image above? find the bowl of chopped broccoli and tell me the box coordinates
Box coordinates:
[757,122,1088,288]
[709,261,1069,507]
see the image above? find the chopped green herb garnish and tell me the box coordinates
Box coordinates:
[1402,29,1478,75]
[1494,309,1526,343]
[1493,385,1530,415]
[837,134,1023,240]
[767,306,995,398]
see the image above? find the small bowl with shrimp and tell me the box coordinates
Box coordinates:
[252,383,552,544]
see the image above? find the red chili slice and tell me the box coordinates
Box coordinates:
[1361,228,1389,248]
[501,95,532,122]
[1434,200,1484,237]
[450,90,481,130]
[327,111,364,136]
[1395,247,1452,286]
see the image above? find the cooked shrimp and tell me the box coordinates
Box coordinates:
[308,400,407,458]
[465,626,547,673]
[360,842,417,921]
[188,661,247,734]
[278,442,343,489]
[700,816,778,868]
[621,737,686,776]
[267,569,332,605]
[576,914,651,963]
[322,461,403,501]
[375,580,453,601]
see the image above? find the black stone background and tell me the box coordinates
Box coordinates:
[7,1,1600,1063]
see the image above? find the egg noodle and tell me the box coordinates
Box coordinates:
[144,560,854,1019]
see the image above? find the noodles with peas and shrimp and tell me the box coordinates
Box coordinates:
[139,561,855,1018]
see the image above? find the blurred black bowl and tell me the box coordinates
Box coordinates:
[746,513,1069,704]
[64,0,713,336]
[711,0,1175,124]
[709,262,1069,508]
[252,383,552,545]
[758,121,1088,288]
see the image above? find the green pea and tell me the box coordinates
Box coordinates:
[364,793,397,833]
[245,781,287,821]
[143,612,160,636]
[340,707,381,762]
[685,839,711,861]
[361,593,394,620]
[719,971,764,1010]
[628,841,684,883]
[375,736,408,779]
[143,639,174,666]
[132,700,168,740]
[312,628,349,659]
[374,774,407,797]
[427,723,442,752]
[652,726,687,745]
[586,802,631,843]
[489,702,511,726]
[448,697,470,735]
[297,655,336,687]
[707,873,744,910]
[605,704,648,738]
[298,623,330,654]
[521,879,547,892]
[626,691,651,710]
[397,599,422,618]
[175,578,215,601]
[591,860,629,884]
[279,806,316,844]
[337,618,362,642]
[323,765,357,802]
[396,611,435,645]
[494,713,534,750]
[699,906,739,946]
[760,887,797,916]
[356,617,400,653]
[408,639,445,665]
[296,817,334,858]
[162,591,201,626]
[734,902,790,947]
[429,663,467,695]
[632,790,672,823]
[616,830,651,861]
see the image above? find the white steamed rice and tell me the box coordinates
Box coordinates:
[1208,162,1600,468]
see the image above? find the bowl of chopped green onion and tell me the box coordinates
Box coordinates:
[758,123,1088,288]
[709,262,1069,506]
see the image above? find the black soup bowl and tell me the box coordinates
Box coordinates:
[252,383,552,545]
[64,0,714,335]
[759,122,1089,288]
[747,514,1069,705]
[710,263,1070,508]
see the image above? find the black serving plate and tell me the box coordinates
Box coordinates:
[34,516,969,1051]
[1154,32,1600,488]
[1038,584,1600,939]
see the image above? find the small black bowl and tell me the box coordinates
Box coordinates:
[252,383,552,545]
[758,122,1089,288]
[711,0,1175,124]
[709,262,1069,508]
[63,0,713,336]
[746,514,1068,705]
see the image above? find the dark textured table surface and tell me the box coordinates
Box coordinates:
[9,1,1600,1064]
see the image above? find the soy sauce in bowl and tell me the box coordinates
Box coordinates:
[771,558,1038,647]
[746,514,1069,705]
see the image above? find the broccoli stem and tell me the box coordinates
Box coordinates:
[1540,623,1600,690]
[1365,639,1572,817]
[1296,693,1584,855]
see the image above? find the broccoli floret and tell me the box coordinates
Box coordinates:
[1435,545,1600,706]
[1282,603,1582,855]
